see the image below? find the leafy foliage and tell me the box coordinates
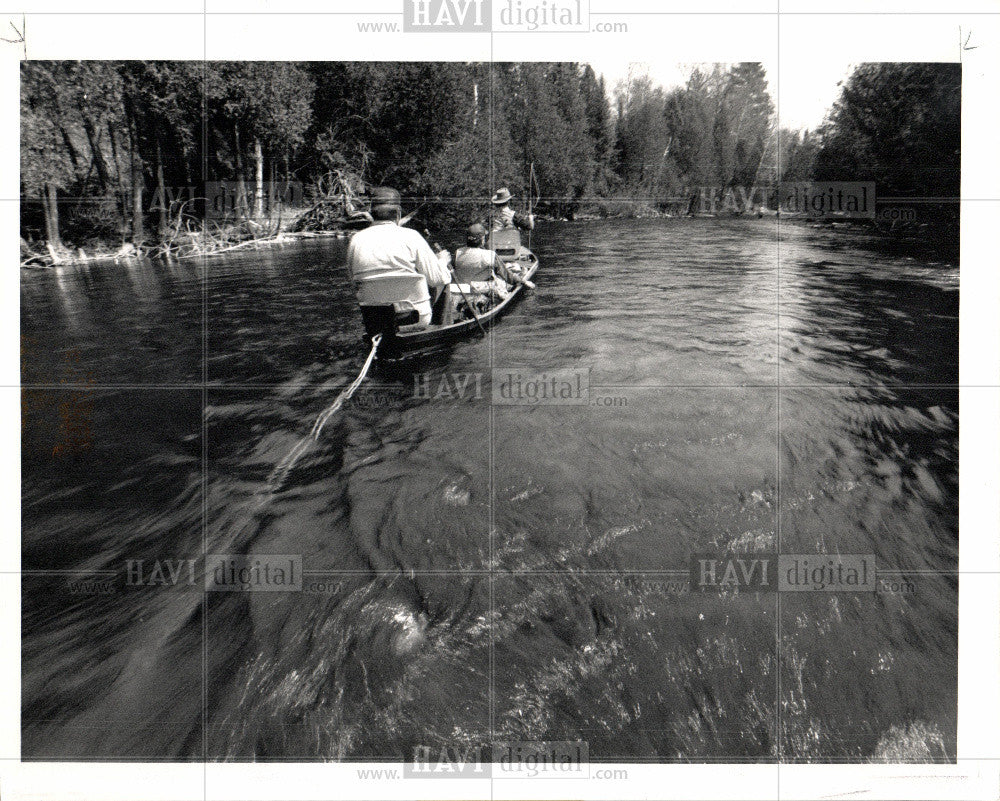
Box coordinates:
[814,63,960,197]
[20,60,959,251]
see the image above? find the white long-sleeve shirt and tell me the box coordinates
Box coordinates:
[346,221,451,288]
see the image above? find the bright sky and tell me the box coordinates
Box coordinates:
[588,60,856,132]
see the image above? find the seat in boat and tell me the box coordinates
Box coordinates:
[487,227,522,259]
[354,270,431,328]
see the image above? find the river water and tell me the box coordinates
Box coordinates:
[21,218,958,762]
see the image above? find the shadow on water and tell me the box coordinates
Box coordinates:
[21,220,957,761]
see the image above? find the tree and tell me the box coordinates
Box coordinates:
[243,63,314,217]
[20,63,75,256]
[580,65,614,193]
[497,63,590,215]
[613,72,671,201]
[118,62,202,241]
[663,76,715,192]
[777,128,820,183]
[814,63,960,198]
[716,63,774,189]
[60,62,122,194]
[207,62,313,219]
[420,64,521,225]
[546,63,595,212]
[30,59,749,251]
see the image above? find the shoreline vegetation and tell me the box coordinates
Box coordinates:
[20,223,351,269]
[19,168,374,269]
[19,207,956,270]
[21,62,959,269]
[17,210,955,270]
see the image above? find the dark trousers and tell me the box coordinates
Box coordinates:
[430,286,448,325]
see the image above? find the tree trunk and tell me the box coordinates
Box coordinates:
[233,124,247,220]
[59,127,82,177]
[269,157,276,215]
[270,158,281,235]
[107,120,120,182]
[43,183,64,253]
[131,155,145,245]
[127,111,145,246]
[156,136,168,239]
[254,137,265,219]
[107,120,128,242]
[82,117,112,192]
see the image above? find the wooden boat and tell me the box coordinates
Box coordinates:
[357,228,538,361]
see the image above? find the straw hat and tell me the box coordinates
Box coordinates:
[490,187,513,205]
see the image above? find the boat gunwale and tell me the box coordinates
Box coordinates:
[392,250,539,344]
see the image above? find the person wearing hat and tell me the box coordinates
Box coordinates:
[484,187,535,233]
[346,186,452,291]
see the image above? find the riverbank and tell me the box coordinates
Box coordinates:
[19,215,356,270]
[20,206,959,271]
[21,173,372,269]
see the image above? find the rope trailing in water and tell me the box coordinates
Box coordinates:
[263,334,382,494]
[310,333,382,440]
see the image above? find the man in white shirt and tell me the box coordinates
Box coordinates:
[346,187,451,288]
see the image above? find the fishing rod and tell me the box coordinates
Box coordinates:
[424,228,487,336]
[527,161,535,252]
[399,203,424,227]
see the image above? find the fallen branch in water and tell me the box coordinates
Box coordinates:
[289,169,372,233]
[20,196,358,268]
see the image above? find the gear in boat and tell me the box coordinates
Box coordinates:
[355,226,539,361]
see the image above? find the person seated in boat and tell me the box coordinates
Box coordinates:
[453,223,517,289]
[483,187,535,233]
[346,186,452,291]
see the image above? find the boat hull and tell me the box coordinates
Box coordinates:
[361,248,538,361]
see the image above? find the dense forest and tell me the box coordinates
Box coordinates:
[20,61,959,262]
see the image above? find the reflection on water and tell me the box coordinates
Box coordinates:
[21,220,957,761]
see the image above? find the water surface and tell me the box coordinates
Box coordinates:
[21,219,958,761]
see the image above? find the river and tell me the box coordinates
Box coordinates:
[21,218,958,761]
